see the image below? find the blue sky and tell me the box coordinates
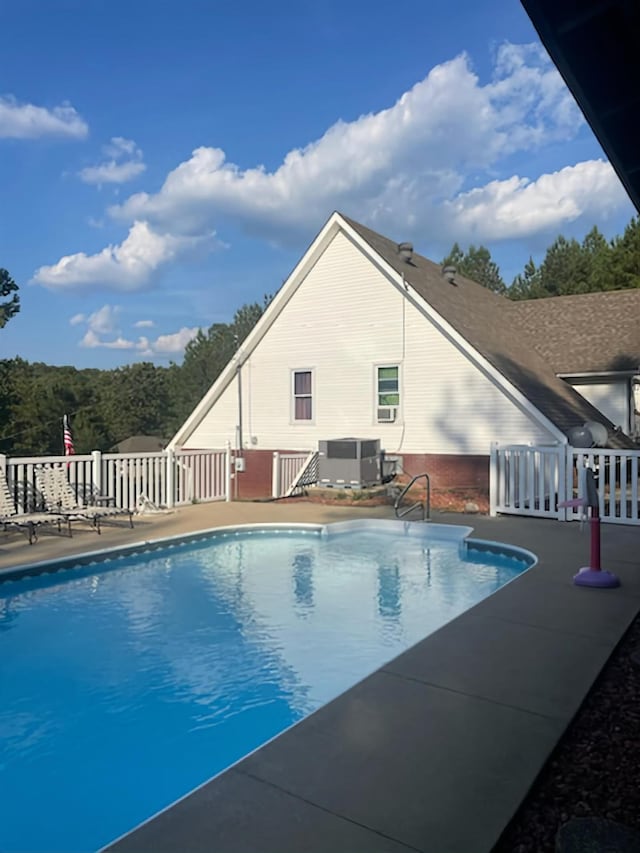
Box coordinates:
[0,0,634,369]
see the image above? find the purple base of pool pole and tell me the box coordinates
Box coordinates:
[573,567,620,588]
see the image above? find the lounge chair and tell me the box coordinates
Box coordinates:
[35,465,134,534]
[0,468,69,544]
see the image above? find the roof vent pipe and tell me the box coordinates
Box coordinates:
[442,265,456,284]
[398,242,413,263]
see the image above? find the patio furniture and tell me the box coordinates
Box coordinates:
[35,465,134,534]
[0,468,69,545]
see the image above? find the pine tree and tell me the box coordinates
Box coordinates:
[609,217,640,290]
[0,269,20,328]
[442,244,506,293]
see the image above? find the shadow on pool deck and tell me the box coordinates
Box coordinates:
[2,502,639,853]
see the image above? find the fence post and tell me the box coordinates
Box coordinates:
[91,450,102,497]
[560,444,573,521]
[489,443,498,517]
[272,452,280,498]
[166,448,175,508]
[225,444,232,502]
[0,453,6,477]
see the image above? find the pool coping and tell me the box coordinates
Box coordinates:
[0,519,535,585]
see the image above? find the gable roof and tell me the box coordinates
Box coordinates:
[509,290,640,374]
[341,216,634,448]
[110,435,169,453]
[171,212,635,450]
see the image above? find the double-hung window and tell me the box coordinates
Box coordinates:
[376,365,399,422]
[292,370,313,421]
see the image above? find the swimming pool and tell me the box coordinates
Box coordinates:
[0,521,534,853]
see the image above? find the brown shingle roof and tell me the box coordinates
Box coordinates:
[342,215,635,449]
[509,290,640,374]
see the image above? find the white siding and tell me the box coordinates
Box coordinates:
[185,232,555,454]
[571,379,630,433]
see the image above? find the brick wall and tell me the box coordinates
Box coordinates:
[397,453,489,493]
[232,450,489,501]
[233,449,302,500]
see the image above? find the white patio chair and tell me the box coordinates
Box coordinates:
[0,468,69,544]
[35,465,134,535]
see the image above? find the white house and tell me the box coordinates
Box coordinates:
[169,212,637,498]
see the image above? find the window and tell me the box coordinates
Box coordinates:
[376,365,399,422]
[293,370,313,421]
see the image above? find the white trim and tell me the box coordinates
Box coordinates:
[290,368,315,425]
[373,362,401,424]
[560,371,637,380]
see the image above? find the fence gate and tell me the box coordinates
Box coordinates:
[490,443,566,520]
[491,443,640,525]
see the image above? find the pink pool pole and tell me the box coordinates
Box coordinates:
[559,469,619,589]
[589,503,601,572]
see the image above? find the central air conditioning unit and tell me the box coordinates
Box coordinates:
[318,438,381,488]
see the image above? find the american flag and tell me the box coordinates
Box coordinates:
[63,414,74,456]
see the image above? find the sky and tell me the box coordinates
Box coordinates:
[0,0,635,370]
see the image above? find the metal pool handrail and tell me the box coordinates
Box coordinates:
[394,473,431,521]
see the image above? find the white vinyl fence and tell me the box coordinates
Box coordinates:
[490,442,640,525]
[272,451,319,498]
[0,448,231,513]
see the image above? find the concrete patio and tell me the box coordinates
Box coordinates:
[1,501,638,853]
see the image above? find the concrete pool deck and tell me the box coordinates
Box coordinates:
[1,502,638,852]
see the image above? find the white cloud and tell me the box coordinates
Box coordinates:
[485,42,579,151]
[105,137,137,158]
[151,327,200,353]
[72,304,198,357]
[79,324,199,356]
[31,221,210,291]
[86,304,121,334]
[444,160,628,241]
[79,136,146,185]
[0,95,88,139]
[35,42,631,291]
[108,42,590,244]
[80,329,134,350]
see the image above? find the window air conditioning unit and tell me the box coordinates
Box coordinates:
[377,406,397,423]
[318,438,381,488]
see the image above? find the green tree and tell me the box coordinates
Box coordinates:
[7,363,107,455]
[0,269,20,328]
[509,257,540,300]
[0,295,270,454]
[538,235,588,296]
[609,216,640,290]
[582,226,615,292]
[509,230,613,299]
[99,362,174,445]
[171,297,271,430]
[507,220,640,300]
[442,244,506,293]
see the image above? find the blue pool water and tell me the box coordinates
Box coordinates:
[0,523,532,852]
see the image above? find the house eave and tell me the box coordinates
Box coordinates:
[559,370,638,380]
